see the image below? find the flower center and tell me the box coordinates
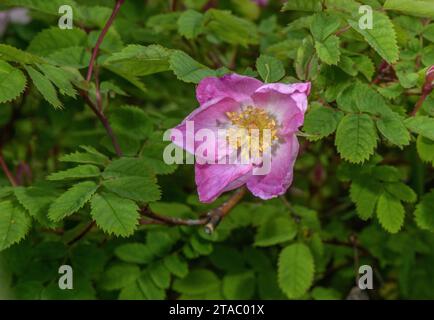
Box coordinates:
[225,106,278,157]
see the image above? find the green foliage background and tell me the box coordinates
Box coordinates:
[1,0,434,300]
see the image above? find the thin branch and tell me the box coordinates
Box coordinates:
[410,69,434,116]
[140,187,248,234]
[67,221,96,246]
[204,186,247,233]
[86,0,125,82]
[335,25,351,36]
[80,91,123,157]
[410,89,432,116]
[94,66,103,112]
[0,152,17,186]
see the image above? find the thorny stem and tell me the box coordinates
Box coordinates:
[86,0,125,82]
[0,152,17,187]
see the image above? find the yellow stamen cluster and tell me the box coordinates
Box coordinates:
[225,106,278,159]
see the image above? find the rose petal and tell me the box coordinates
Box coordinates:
[196,74,263,105]
[246,134,299,200]
[195,163,252,203]
[252,82,310,135]
[171,97,241,161]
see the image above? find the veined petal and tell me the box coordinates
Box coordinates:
[246,134,299,200]
[195,163,252,203]
[196,74,263,105]
[171,97,241,161]
[252,82,310,135]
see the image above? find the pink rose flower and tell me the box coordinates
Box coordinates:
[172,74,310,203]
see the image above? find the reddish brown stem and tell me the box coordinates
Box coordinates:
[410,82,433,116]
[86,0,125,82]
[94,66,103,112]
[335,25,351,36]
[139,187,248,233]
[80,91,123,157]
[67,221,96,246]
[0,152,17,187]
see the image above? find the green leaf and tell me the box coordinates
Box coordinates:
[0,44,45,64]
[60,146,109,166]
[405,116,434,140]
[310,12,341,41]
[114,243,155,264]
[104,45,171,77]
[25,66,62,109]
[14,185,59,226]
[146,12,181,33]
[147,230,177,256]
[376,113,411,147]
[376,191,405,233]
[203,9,259,47]
[169,50,216,84]
[385,182,417,203]
[303,106,342,140]
[118,281,146,300]
[102,157,155,179]
[190,235,213,255]
[278,243,314,299]
[350,178,383,220]
[222,271,255,300]
[311,287,341,300]
[173,269,220,294]
[137,273,165,299]
[416,135,434,165]
[47,165,100,181]
[414,190,434,231]
[335,114,378,163]
[315,35,341,65]
[256,55,285,83]
[295,36,318,80]
[163,254,188,278]
[372,165,401,182]
[348,11,399,64]
[27,27,87,56]
[149,261,171,289]
[254,217,297,247]
[0,201,31,251]
[90,192,139,237]
[48,181,98,222]
[0,61,27,104]
[337,81,389,115]
[47,46,90,69]
[110,105,152,140]
[384,0,434,18]
[353,55,375,81]
[282,0,322,12]
[37,64,77,98]
[177,10,204,39]
[102,176,161,203]
[88,28,123,53]
[101,157,159,202]
[338,55,357,76]
[100,263,140,290]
